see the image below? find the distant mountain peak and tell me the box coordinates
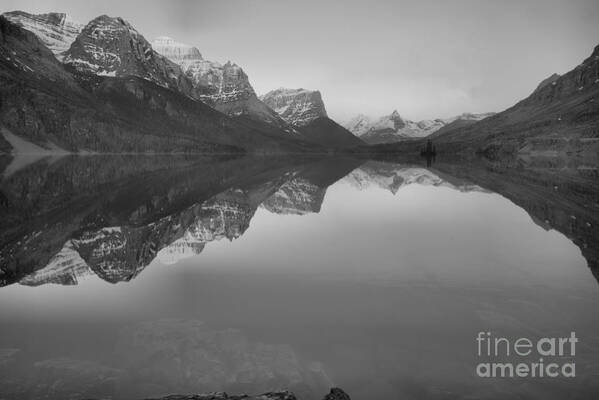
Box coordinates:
[344,110,495,143]
[151,36,203,61]
[260,87,327,126]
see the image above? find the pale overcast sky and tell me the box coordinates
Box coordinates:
[2,0,599,121]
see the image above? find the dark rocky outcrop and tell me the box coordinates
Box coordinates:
[145,388,351,400]
[322,388,351,400]
[151,393,298,400]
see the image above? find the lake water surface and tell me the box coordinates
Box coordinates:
[1,155,598,400]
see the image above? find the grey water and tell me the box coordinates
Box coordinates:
[0,155,598,400]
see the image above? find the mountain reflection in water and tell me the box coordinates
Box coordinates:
[0,154,598,400]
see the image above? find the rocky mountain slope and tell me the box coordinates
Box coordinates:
[428,44,599,155]
[297,117,366,148]
[2,11,82,60]
[0,17,313,154]
[151,36,292,131]
[260,87,365,148]
[0,10,363,152]
[345,111,494,144]
[63,16,191,94]
[260,88,328,126]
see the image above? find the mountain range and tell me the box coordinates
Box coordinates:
[368,45,599,155]
[343,111,495,144]
[1,10,598,156]
[0,11,363,154]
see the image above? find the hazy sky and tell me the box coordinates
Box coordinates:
[2,0,599,121]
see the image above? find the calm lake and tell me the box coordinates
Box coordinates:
[0,155,598,400]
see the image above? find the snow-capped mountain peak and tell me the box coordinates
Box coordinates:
[151,36,203,61]
[343,114,373,136]
[259,88,328,126]
[344,110,495,144]
[152,35,291,129]
[63,15,189,92]
[151,35,256,103]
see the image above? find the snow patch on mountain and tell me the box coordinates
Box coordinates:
[344,110,495,144]
[19,241,92,286]
[2,11,83,60]
[63,16,187,92]
[345,163,486,194]
[151,36,256,103]
[151,36,293,129]
[259,88,328,127]
[151,36,202,61]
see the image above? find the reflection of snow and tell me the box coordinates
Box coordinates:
[261,177,324,215]
[20,241,92,286]
[345,163,485,194]
[155,235,205,265]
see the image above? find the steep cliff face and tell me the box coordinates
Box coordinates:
[63,16,191,95]
[151,36,292,130]
[151,36,255,104]
[260,88,328,126]
[259,88,364,148]
[2,11,82,60]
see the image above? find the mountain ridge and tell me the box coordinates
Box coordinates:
[344,111,494,144]
[151,35,294,132]
[426,43,599,155]
[0,16,313,154]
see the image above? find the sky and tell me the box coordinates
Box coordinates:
[2,0,599,121]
